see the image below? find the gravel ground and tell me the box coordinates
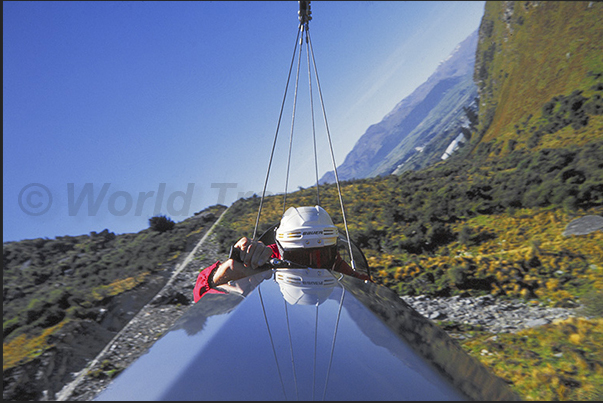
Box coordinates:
[401,294,577,336]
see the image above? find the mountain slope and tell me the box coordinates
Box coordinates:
[472,1,603,151]
[321,29,478,183]
[385,73,476,175]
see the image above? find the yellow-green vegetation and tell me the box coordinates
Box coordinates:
[458,317,603,401]
[446,3,603,395]
[90,272,151,301]
[217,177,602,305]
[370,209,603,305]
[3,320,68,371]
[2,204,226,371]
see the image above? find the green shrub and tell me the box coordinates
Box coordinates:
[580,289,603,318]
[149,215,175,233]
[448,264,468,286]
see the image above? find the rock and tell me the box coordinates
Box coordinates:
[525,318,550,328]
[151,291,191,306]
[562,215,603,236]
[429,311,447,320]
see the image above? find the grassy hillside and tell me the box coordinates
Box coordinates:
[3,205,225,371]
[474,1,603,151]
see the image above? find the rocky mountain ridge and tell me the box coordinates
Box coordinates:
[320,29,478,183]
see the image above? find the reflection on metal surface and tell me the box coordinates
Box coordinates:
[275,268,338,305]
[96,269,519,401]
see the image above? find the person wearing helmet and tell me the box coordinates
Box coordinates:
[193,206,370,302]
[274,205,339,269]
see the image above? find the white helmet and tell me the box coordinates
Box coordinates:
[275,206,339,269]
[276,206,338,248]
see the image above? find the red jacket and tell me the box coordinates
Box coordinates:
[193,244,370,302]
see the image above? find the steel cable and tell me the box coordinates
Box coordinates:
[253,23,302,240]
[307,30,357,270]
[282,24,305,216]
[306,27,321,206]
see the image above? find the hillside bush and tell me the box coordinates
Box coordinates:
[148,215,175,232]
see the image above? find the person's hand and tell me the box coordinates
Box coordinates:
[233,237,273,269]
[211,259,254,288]
[211,238,272,288]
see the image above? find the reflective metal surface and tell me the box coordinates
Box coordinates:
[96,269,518,401]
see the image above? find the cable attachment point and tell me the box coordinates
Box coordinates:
[298,1,312,25]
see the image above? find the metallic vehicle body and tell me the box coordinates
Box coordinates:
[96,267,517,401]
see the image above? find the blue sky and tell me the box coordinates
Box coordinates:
[3,1,485,242]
